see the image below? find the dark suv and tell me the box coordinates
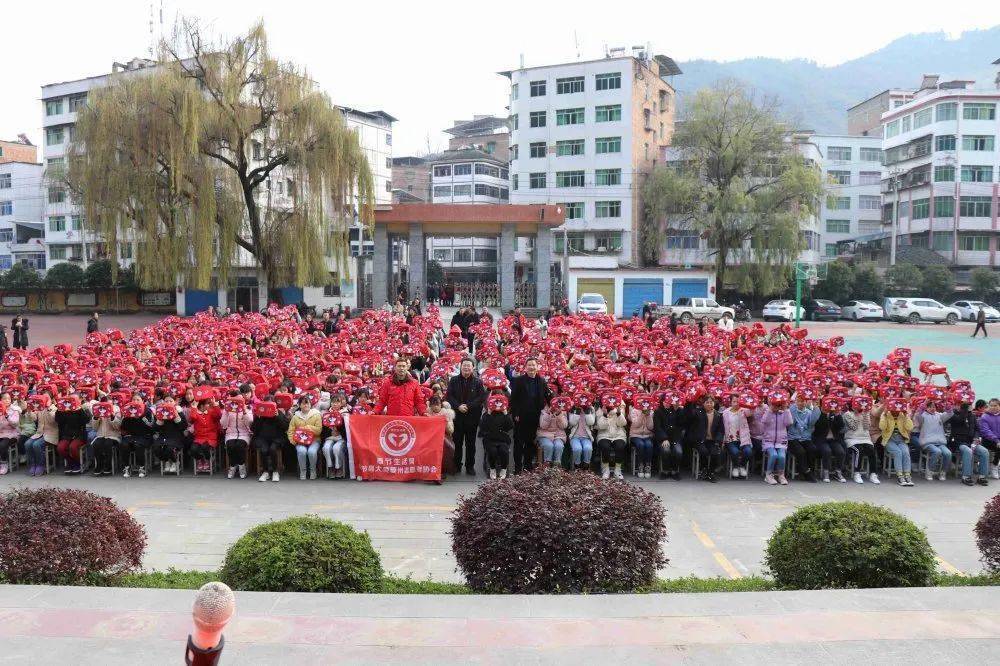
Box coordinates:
[803,299,842,321]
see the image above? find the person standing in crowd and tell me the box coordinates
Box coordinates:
[11,314,28,350]
[374,358,426,416]
[86,312,100,335]
[445,358,487,476]
[972,306,988,338]
[668,312,678,336]
[509,357,549,474]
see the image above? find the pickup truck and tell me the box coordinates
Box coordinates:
[657,297,734,323]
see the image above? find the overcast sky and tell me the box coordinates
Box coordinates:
[3,1,997,155]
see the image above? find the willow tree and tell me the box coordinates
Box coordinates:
[67,19,374,294]
[642,80,822,297]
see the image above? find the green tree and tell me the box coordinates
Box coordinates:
[884,263,923,296]
[1,263,42,290]
[970,267,1000,301]
[426,260,445,286]
[921,265,955,302]
[67,19,374,293]
[43,262,85,289]
[641,80,823,293]
[851,263,884,303]
[815,261,854,304]
[83,259,114,289]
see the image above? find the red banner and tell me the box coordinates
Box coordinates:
[346,414,446,482]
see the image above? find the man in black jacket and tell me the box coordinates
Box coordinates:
[509,357,550,474]
[86,312,100,335]
[445,358,487,475]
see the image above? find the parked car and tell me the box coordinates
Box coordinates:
[576,293,608,315]
[888,298,960,324]
[950,300,1000,322]
[762,300,804,322]
[803,299,842,321]
[661,297,734,323]
[840,300,885,321]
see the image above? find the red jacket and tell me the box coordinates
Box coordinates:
[374,375,426,417]
[188,406,222,446]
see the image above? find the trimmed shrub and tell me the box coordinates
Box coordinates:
[765,501,936,589]
[450,470,667,593]
[974,494,1000,573]
[0,488,146,585]
[220,516,382,592]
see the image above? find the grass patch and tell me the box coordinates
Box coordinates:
[642,576,777,594]
[933,572,1000,588]
[117,568,220,590]
[378,575,471,594]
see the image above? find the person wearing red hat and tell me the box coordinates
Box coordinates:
[374,358,426,417]
[723,395,752,479]
[916,401,952,481]
[628,401,655,479]
[55,394,88,474]
[844,400,880,485]
[479,395,514,479]
[188,399,222,474]
[0,393,21,476]
[879,402,915,486]
[788,394,821,483]
[948,400,989,486]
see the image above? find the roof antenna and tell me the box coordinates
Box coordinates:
[574,30,581,60]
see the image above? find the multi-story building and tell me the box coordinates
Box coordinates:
[505,46,681,271]
[878,76,1000,283]
[444,116,510,162]
[430,149,509,204]
[848,87,916,137]
[0,141,46,271]
[0,137,39,165]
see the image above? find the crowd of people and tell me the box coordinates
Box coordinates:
[0,301,994,489]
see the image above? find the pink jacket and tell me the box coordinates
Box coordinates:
[0,404,21,439]
[723,408,752,446]
[628,407,654,438]
[536,408,568,441]
[220,408,254,443]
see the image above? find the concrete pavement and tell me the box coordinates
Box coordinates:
[1,584,998,664]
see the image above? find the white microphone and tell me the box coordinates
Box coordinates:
[186,582,235,665]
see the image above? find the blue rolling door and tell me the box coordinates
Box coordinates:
[184,290,218,316]
[622,278,664,318]
[669,278,708,305]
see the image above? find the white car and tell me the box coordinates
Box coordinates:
[663,297,735,323]
[950,300,1000,322]
[762,300,803,322]
[840,300,885,321]
[576,293,608,315]
[888,298,960,324]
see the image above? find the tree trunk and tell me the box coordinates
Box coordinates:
[714,250,728,303]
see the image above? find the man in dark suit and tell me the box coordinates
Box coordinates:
[445,357,487,475]
[10,315,28,349]
[509,357,550,474]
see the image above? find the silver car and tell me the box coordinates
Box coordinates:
[841,300,885,321]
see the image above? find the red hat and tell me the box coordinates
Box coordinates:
[487,394,508,413]
[550,396,573,413]
[224,395,246,412]
[274,392,295,410]
[92,401,115,419]
[851,396,873,412]
[254,401,278,418]
[768,390,789,408]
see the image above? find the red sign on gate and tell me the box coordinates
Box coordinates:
[346,414,446,482]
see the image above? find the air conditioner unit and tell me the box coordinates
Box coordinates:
[596,246,607,253]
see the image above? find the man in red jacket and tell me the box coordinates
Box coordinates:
[374,358,426,416]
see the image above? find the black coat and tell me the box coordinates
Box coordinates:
[478,411,514,444]
[682,405,724,444]
[509,374,550,425]
[251,413,290,442]
[122,408,155,438]
[813,413,846,443]
[10,318,27,348]
[445,373,487,422]
[55,409,89,441]
[653,406,683,443]
[86,317,99,334]
[948,408,979,445]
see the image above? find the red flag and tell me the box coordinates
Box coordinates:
[346,414,445,482]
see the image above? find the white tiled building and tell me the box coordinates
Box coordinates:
[430,149,509,204]
[0,154,46,271]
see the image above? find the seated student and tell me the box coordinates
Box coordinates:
[287,395,322,480]
[187,398,222,473]
[220,395,253,479]
[628,400,655,479]
[723,394,752,479]
[17,399,36,470]
[90,402,123,477]
[25,394,57,476]
[880,400,915,486]
[758,395,793,485]
[787,394,821,482]
[154,397,188,474]
[948,400,989,487]
[321,392,350,478]
[843,398,880,484]
[654,396,684,480]
[252,396,289,482]
[978,398,1000,480]
[479,394,514,479]
[0,393,21,475]
[685,396,724,483]
[596,395,629,480]
[537,399,568,470]
[55,395,89,474]
[120,397,155,478]
[568,402,596,472]
[813,399,847,483]
[916,401,951,481]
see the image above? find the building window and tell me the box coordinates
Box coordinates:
[433,185,452,197]
[511,114,518,130]
[912,108,932,129]
[594,231,623,251]
[433,165,451,177]
[912,198,930,220]
[474,184,501,198]
[485,141,496,155]
[825,244,838,258]
[827,170,851,185]
[49,246,67,260]
[595,136,621,154]
[529,111,546,128]
[474,248,498,262]
[453,249,472,262]
[595,72,621,90]
[901,116,911,133]
[48,187,66,204]
[0,201,11,216]
[46,127,64,145]
[0,230,10,244]
[432,249,452,262]
[499,187,509,201]
[827,146,852,161]
[510,84,518,101]
[960,235,990,251]
[934,196,955,218]
[555,232,587,254]
[858,220,882,235]
[530,80,546,97]
[510,145,518,160]
[898,201,910,218]
[556,76,584,94]
[453,184,472,196]
[859,171,880,185]
[595,104,622,122]
[529,142,546,158]
[961,166,993,183]
[936,103,957,122]
[529,173,546,189]
[960,196,992,218]
[935,135,956,151]
[932,231,953,251]
[0,174,10,189]
[70,215,82,230]
[934,165,955,182]
[665,231,699,249]
[322,272,342,297]
[453,163,471,176]
[68,94,87,112]
[826,196,850,210]
[45,99,63,116]
[595,168,621,186]
[564,202,583,219]
[884,120,899,139]
[859,147,882,162]
[963,103,996,121]
[825,219,850,233]
[962,135,995,151]
[512,174,518,190]
[858,195,881,210]
[385,133,392,146]
[556,139,585,156]
[595,200,621,218]
[475,163,500,177]
[555,108,585,126]
[556,171,584,187]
